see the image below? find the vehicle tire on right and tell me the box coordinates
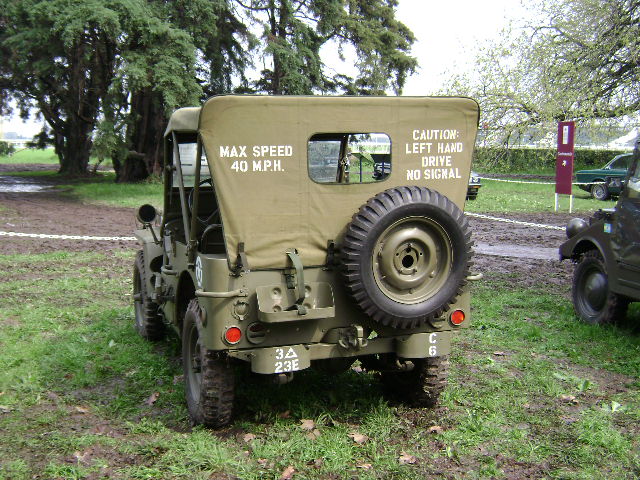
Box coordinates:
[572,250,628,324]
[182,299,235,427]
[380,356,449,407]
[590,183,609,201]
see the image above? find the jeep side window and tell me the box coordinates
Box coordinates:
[173,143,211,187]
[308,133,391,184]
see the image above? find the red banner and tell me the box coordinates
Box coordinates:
[556,121,575,195]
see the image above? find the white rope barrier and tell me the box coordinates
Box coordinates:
[479,176,603,186]
[465,213,565,231]
[0,231,137,241]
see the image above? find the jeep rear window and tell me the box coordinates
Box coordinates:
[308,133,391,184]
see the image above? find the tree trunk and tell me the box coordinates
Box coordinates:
[116,88,166,182]
[58,117,94,175]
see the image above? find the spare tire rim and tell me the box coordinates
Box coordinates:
[373,216,452,304]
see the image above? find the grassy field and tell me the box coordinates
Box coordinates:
[0,252,637,479]
[0,170,164,210]
[61,172,164,210]
[466,178,618,214]
[0,148,59,164]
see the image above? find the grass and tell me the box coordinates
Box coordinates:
[0,250,638,479]
[0,169,163,210]
[466,178,617,214]
[59,172,163,209]
[0,148,59,164]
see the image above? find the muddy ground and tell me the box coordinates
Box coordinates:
[0,164,578,290]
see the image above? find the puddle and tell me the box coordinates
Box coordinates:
[475,242,558,261]
[0,175,56,193]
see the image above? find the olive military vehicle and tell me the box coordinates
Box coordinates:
[133,95,480,427]
[560,139,640,325]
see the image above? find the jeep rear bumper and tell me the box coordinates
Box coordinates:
[228,331,451,374]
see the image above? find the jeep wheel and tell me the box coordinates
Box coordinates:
[183,299,234,427]
[572,251,628,324]
[590,183,609,201]
[381,356,449,407]
[342,187,472,329]
[133,251,164,340]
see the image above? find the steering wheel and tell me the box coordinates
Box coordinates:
[188,178,220,225]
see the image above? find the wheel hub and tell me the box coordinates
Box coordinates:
[373,217,452,303]
[584,271,607,311]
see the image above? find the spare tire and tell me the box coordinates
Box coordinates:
[342,186,472,329]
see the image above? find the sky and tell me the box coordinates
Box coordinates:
[2,0,525,138]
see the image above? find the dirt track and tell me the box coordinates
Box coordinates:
[0,165,583,288]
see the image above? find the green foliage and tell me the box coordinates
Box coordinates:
[1,0,201,176]
[240,0,417,95]
[0,141,15,156]
[2,0,417,181]
[474,146,627,173]
[444,0,640,143]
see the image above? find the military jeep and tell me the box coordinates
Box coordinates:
[133,95,480,427]
[560,139,640,325]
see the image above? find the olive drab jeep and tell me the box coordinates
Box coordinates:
[133,95,480,427]
[560,138,640,326]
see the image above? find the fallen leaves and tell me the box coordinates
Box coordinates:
[560,394,578,404]
[279,465,295,480]
[299,419,321,439]
[398,451,418,465]
[306,429,321,440]
[243,433,257,443]
[299,419,315,431]
[348,432,369,444]
[145,392,160,406]
[427,425,443,434]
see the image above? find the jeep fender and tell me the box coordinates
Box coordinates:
[134,229,163,294]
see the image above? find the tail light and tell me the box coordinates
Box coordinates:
[450,310,465,326]
[224,326,242,345]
